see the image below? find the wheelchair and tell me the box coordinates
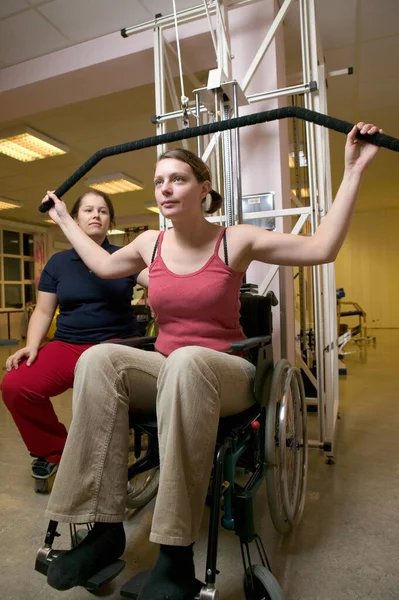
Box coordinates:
[35,291,308,599]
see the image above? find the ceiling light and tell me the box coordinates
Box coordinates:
[85,173,143,194]
[0,127,68,162]
[144,202,160,214]
[0,197,23,211]
[107,228,125,235]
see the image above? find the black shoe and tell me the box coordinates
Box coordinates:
[31,458,59,479]
[47,522,126,591]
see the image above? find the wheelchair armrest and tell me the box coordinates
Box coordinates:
[104,336,157,348]
[230,335,272,353]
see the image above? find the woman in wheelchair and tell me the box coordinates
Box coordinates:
[40,122,380,599]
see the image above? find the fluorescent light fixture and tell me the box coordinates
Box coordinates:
[0,127,68,162]
[0,197,23,211]
[107,228,125,235]
[85,172,143,194]
[144,202,160,214]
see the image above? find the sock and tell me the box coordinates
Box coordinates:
[47,522,125,591]
[138,543,200,600]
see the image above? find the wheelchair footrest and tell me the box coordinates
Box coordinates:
[35,548,67,576]
[35,546,125,589]
[85,559,126,590]
[120,570,204,599]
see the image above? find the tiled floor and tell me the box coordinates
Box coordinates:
[0,332,398,599]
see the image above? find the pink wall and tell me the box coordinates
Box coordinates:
[229,0,294,361]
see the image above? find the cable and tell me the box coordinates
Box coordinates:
[39,106,399,213]
[171,0,189,122]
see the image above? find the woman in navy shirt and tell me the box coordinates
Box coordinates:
[1,190,140,482]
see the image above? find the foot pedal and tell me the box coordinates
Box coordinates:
[120,570,149,598]
[84,559,126,590]
[120,570,203,599]
[35,546,125,589]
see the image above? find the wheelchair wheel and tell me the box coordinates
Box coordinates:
[127,431,159,509]
[265,359,308,534]
[244,565,285,600]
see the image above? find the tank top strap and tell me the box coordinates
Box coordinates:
[213,227,228,265]
[152,228,228,265]
[151,230,165,263]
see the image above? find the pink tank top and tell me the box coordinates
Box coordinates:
[148,228,246,356]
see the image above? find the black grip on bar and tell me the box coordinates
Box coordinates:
[38,106,399,213]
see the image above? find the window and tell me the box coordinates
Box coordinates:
[1,231,35,308]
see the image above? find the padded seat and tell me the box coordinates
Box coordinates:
[130,402,260,441]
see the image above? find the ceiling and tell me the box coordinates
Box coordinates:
[0,0,398,231]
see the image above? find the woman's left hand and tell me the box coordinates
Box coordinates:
[40,190,69,225]
[345,122,382,175]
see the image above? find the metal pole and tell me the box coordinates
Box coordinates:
[222,102,235,226]
[195,91,202,155]
[232,82,243,224]
[154,25,166,156]
[299,0,326,446]
[154,23,167,232]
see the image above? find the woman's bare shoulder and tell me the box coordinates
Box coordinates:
[227,224,262,243]
[134,229,162,263]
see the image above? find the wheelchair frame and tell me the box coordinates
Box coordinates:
[35,292,308,600]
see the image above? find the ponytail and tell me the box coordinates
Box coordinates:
[205,189,223,214]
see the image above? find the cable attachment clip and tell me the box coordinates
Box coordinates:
[181,95,190,128]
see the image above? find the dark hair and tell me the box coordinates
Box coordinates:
[158,148,223,214]
[70,190,115,228]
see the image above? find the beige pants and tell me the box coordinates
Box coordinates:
[45,344,256,546]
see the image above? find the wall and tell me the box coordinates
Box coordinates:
[335,207,399,329]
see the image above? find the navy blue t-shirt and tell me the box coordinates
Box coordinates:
[38,238,138,344]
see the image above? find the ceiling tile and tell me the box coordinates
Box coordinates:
[139,0,202,18]
[0,11,68,66]
[0,0,29,19]
[38,0,151,43]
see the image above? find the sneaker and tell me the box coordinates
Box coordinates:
[31,458,59,480]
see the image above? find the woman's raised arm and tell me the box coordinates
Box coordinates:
[244,122,381,267]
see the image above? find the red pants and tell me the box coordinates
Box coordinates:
[1,341,93,463]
